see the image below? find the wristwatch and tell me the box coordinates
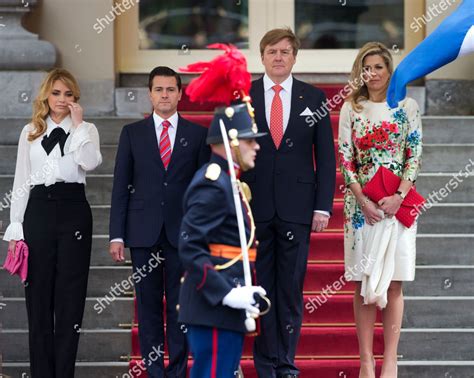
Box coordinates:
[396,190,406,200]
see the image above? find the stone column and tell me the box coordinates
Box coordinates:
[0,0,56,116]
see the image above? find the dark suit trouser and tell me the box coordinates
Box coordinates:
[23,183,92,378]
[131,230,188,378]
[253,216,311,377]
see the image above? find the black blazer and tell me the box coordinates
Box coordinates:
[241,77,336,225]
[109,115,210,248]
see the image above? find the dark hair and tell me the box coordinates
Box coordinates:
[260,27,301,57]
[148,66,182,91]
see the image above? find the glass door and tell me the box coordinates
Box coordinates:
[116,0,424,73]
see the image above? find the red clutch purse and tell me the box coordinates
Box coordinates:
[362,166,426,228]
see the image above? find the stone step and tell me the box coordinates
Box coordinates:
[421,116,474,144]
[2,361,474,378]
[397,361,474,378]
[422,144,474,173]
[1,362,130,378]
[2,296,472,330]
[1,116,473,145]
[399,329,474,361]
[404,266,474,296]
[0,298,134,330]
[402,297,474,328]
[0,172,471,207]
[1,202,472,237]
[1,329,130,362]
[1,266,473,298]
[417,173,474,204]
[2,328,473,362]
[416,204,474,234]
[416,235,474,266]
[0,143,472,174]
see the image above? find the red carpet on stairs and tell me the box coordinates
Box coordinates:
[128,359,383,378]
[129,86,385,377]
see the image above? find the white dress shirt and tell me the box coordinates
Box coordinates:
[263,74,329,218]
[263,74,293,133]
[153,111,179,151]
[3,116,102,241]
[110,112,179,245]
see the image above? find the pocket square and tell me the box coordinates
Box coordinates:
[299,107,314,116]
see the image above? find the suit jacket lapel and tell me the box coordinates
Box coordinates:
[144,115,166,170]
[252,78,270,134]
[283,78,304,140]
[167,115,186,171]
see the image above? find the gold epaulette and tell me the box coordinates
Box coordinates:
[205,163,221,181]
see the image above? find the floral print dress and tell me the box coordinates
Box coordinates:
[338,98,422,281]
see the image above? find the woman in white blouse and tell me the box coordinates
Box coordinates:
[3,68,102,377]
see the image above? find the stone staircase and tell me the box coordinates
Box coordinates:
[0,116,473,377]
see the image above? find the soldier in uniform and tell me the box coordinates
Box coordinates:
[178,102,267,378]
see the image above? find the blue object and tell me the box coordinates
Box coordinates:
[187,325,244,378]
[387,0,474,108]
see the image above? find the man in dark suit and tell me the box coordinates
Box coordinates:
[109,66,210,378]
[241,28,336,377]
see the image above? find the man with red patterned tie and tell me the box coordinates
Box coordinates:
[109,66,210,378]
[240,28,336,377]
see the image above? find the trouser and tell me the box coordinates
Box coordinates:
[187,325,244,378]
[253,216,311,377]
[23,183,92,378]
[131,230,188,378]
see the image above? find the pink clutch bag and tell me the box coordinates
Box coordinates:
[3,240,29,282]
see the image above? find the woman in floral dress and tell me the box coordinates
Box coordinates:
[338,42,422,378]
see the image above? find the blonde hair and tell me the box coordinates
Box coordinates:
[347,42,393,113]
[259,27,301,57]
[29,68,80,141]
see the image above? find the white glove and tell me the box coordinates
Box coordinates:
[222,285,267,315]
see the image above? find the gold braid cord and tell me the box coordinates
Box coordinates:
[214,180,256,271]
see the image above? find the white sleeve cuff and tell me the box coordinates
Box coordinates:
[110,238,124,244]
[314,210,331,217]
[3,222,24,241]
[69,122,92,153]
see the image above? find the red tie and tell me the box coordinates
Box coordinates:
[159,120,172,169]
[270,84,283,148]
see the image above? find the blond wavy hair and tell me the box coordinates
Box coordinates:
[29,68,81,141]
[347,42,393,113]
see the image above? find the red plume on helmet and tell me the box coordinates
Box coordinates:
[180,43,251,105]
